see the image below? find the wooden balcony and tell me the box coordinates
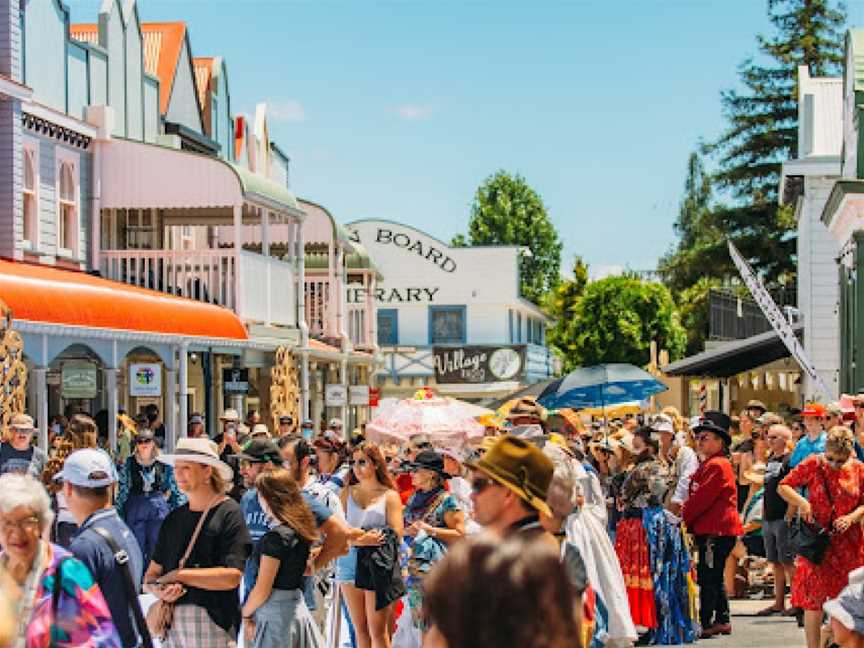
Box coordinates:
[101,248,297,328]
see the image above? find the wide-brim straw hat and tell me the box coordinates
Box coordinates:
[466,434,553,517]
[158,437,233,481]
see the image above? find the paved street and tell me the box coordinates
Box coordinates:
[673,600,806,648]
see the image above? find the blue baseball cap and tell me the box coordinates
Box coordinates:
[53,448,117,487]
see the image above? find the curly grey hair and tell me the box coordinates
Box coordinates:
[0,473,55,532]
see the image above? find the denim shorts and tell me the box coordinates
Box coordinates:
[335,546,357,583]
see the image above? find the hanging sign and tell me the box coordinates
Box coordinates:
[61,361,98,399]
[728,240,832,400]
[434,345,526,384]
[223,367,250,394]
[326,384,347,407]
[369,387,381,407]
[349,385,370,405]
[130,363,162,397]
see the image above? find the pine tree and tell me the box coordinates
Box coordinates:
[707,0,845,285]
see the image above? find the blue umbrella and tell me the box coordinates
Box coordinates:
[537,363,668,411]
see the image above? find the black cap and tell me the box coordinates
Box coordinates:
[408,450,448,476]
[693,410,733,446]
[232,438,281,463]
[135,429,155,442]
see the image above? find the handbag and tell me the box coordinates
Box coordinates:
[790,459,834,565]
[145,495,224,640]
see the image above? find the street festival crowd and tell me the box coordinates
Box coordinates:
[3,393,864,648]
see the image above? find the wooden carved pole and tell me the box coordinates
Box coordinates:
[0,298,26,440]
[270,346,300,433]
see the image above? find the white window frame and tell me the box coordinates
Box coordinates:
[22,136,39,251]
[55,148,80,259]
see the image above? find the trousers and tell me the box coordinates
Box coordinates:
[695,535,736,628]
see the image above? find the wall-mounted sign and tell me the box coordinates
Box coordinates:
[349,227,457,273]
[130,363,162,397]
[347,286,440,304]
[369,387,381,407]
[349,385,370,406]
[325,384,347,407]
[434,345,526,384]
[61,361,98,399]
[223,368,250,394]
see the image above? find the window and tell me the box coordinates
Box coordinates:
[22,141,38,248]
[516,312,523,343]
[55,150,79,256]
[429,306,466,344]
[377,309,399,346]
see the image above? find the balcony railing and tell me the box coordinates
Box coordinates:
[101,248,296,327]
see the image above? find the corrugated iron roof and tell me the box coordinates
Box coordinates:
[141,22,187,115]
[193,57,214,112]
[70,23,98,45]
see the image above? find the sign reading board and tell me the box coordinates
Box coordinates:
[433,345,526,384]
[326,384,347,407]
[61,361,98,399]
[223,368,250,394]
[129,363,162,397]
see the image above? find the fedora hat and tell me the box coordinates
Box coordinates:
[466,434,553,517]
[506,397,546,422]
[220,408,240,423]
[408,450,449,477]
[693,410,733,446]
[158,437,233,481]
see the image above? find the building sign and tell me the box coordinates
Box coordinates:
[325,384,347,407]
[347,286,440,304]
[349,385,370,405]
[223,368,250,394]
[434,345,526,384]
[130,363,162,397]
[350,227,457,273]
[61,361,98,399]
[369,387,381,407]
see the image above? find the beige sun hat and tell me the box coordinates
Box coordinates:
[219,408,240,422]
[157,437,233,481]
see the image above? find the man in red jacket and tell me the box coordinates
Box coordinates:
[683,410,744,639]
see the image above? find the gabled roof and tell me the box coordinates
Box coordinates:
[193,56,214,112]
[141,22,187,115]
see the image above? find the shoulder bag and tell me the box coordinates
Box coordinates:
[144,495,225,640]
[91,526,154,648]
[789,458,833,565]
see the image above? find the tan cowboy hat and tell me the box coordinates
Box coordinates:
[219,408,240,422]
[158,438,233,481]
[466,434,553,517]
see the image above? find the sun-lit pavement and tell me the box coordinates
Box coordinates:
[670,599,806,647]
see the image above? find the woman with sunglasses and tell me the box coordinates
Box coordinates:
[337,442,404,648]
[778,426,864,648]
[115,427,184,566]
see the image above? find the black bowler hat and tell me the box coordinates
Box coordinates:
[693,410,733,446]
[408,450,449,477]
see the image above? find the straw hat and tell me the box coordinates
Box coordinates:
[158,438,233,481]
[466,435,553,517]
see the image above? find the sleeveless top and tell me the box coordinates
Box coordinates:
[346,490,388,530]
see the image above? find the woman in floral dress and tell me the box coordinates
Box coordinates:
[778,426,864,648]
[402,450,465,636]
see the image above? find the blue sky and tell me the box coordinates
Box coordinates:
[70,0,864,277]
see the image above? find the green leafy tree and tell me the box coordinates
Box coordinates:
[452,171,562,304]
[545,256,590,363]
[706,0,844,284]
[552,275,686,371]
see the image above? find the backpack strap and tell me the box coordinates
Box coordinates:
[92,526,155,648]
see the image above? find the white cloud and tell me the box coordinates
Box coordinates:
[268,99,306,123]
[394,103,435,121]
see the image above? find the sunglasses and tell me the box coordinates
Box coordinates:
[470,477,493,494]
[350,459,369,468]
[135,439,154,445]
[239,459,267,469]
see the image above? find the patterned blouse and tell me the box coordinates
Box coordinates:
[620,455,671,510]
[3,541,121,648]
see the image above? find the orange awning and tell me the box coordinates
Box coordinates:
[0,259,248,341]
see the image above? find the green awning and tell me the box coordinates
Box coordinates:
[228,163,300,213]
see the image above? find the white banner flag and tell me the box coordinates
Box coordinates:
[727,240,832,401]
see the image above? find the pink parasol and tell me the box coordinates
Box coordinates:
[365,388,487,446]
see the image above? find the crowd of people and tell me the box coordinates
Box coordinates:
[0,394,863,648]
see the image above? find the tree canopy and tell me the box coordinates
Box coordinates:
[452,170,562,304]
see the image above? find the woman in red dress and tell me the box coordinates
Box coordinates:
[778,426,864,648]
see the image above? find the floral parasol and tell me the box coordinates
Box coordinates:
[365,388,487,446]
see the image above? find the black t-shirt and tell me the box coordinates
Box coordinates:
[151,498,251,637]
[213,433,249,500]
[257,525,310,591]
[763,452,792,521]
[0,443,45,477]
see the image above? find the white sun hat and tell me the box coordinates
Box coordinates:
[158,437,233,481]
